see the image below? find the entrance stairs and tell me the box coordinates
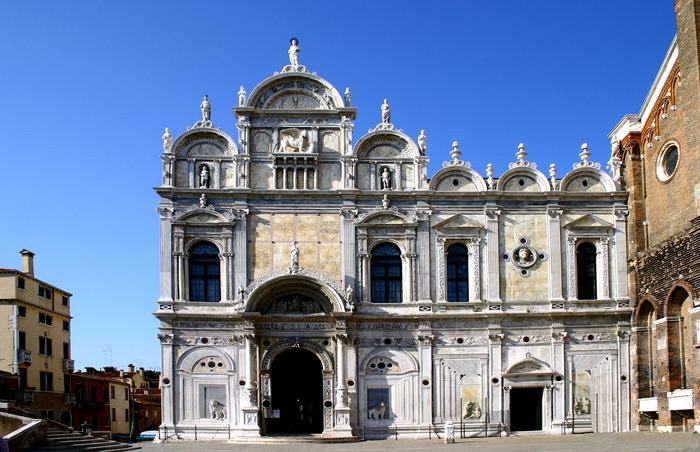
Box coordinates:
[32,427,141,451]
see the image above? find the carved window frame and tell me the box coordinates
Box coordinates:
[565,231,610,301]
[173,219,236,303]
[435,231,482,303]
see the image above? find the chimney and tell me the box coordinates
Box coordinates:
[128,364,135,373]
[139,367,145,378]
[20,249,35,276]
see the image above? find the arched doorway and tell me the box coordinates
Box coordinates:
[267,349,323,434]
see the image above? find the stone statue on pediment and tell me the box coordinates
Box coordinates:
[238,86,247,107]
[288,38,300,67]
[200,95,211,122]
[381,98,391,124]
[162,128,173,153]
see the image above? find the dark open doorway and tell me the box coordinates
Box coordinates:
[510,387,544,431]
[267,348,323,434]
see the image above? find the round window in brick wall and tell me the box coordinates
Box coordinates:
[656,142,680,182]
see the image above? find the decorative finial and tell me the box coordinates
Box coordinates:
[486,164,494,190]
[288,37,300,67]
[516,143,527,161]
[381,98,391,124]
[344,87,352,107]
[200,95,211,122]
[238,86,247,107]
[382,194,390,209]
[579,143,590,162]
[450,141,462,161]
[549,163,557,190]
[418,130,427,153]
[162,127,173,153]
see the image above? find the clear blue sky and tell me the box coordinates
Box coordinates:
[0,1,676,371]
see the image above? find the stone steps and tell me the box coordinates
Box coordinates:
[32,428,141,451]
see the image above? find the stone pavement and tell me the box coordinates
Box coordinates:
[139,432,699,451]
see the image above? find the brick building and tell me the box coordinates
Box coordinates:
[609,0,700,433]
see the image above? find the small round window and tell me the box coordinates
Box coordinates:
[657,143,679,182]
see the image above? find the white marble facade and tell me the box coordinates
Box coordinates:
[155,40,632,440]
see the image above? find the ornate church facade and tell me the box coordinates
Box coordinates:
[154,40,632,440]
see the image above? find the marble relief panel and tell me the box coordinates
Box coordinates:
[500,213,548,301]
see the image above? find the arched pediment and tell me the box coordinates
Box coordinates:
[354,130,420,160]
[504,355,553,377]
[361,348,419,375]
[172,128,238,157]
[496,166,550,192]
[243,270,347,314]
[560,167,616,192]
[355,209,416,226]
[246,73,344,110]
[176,346,236,374]
[173,208,231,224]
[429,166,488,192]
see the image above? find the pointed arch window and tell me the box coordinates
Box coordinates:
[446,244,469,302]
[576,242,597,300]
[189,242,221,302]
[371,243,402,303]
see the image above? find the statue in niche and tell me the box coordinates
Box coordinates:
[381,167,392,190]
[209,400,226,420]
[381,98,391,124]
[288,37,300,67]
[162,128,173,153]
[200,95,211,122]
[199,165,210,188]
[274,129,310,153]
[289,242,300,273]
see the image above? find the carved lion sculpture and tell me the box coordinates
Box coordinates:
[367,401,388,420]
[209,399,226,420]
[274,129,309,153]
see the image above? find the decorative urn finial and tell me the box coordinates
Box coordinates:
[516,142,527,161]
[486,163,495,189]
[579,143,591,162]
[549,163,557,189]
[450,141,462,161]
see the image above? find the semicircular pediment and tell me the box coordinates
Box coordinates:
[247,74,343,110]
[355,131,419,159]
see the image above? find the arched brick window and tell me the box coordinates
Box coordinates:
[188,242,221,302]
[576,242,597,300]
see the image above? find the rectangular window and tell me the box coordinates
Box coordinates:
[39,336,53,356]
[124,387,129,400]
[111,386,115,399]
[62,296,69,306]
[39,371,54,391]
[63,342,70,359]
[38,286,53,300]
[104,414,109,427]
[39,312,53,326]
[17,277,25,289]
[111,408,116,422]
[124,408,129,422]
[63,320,70,331]
[18,331,26,350]
[17,306,26,317]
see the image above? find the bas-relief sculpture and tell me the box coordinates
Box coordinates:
[156,38,631,441]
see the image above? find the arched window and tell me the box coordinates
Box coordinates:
[371,243,402,303]
[446,244,469,302]
[576,242,597,300]
[189,242,221,302]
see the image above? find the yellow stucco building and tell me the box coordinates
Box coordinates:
[0,250,73,424]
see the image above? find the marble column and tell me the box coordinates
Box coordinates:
[157,208,173,303]
[416,209,431,302]
[341,208,357,289]
[484,206,501,302]
[244,334,257,406]
[546,206,564,301]
[613,207,629,301]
